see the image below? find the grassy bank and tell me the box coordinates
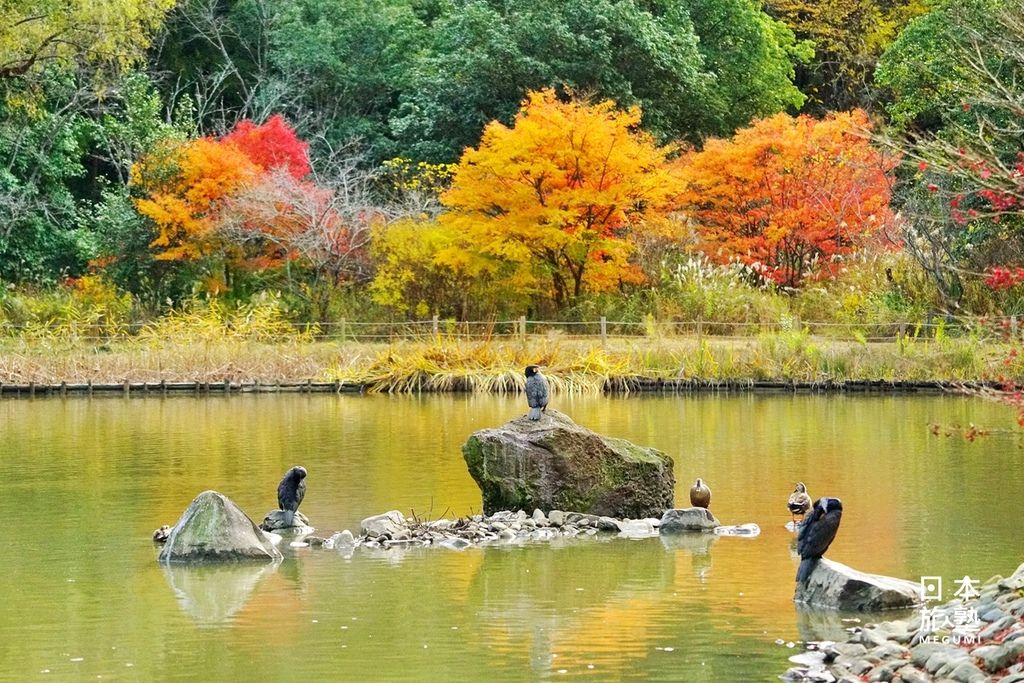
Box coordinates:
[0,329,1015,393]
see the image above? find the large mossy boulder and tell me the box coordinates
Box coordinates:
[158,490,282,563]
[794,559,921,611]
[462,410,674,519]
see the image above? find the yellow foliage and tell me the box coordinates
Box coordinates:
[439,89,683,307]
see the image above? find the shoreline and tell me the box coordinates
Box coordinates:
[0,377,1001,399]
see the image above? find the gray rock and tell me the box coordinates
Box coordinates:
[895,665,931,683]
[439,537,471,550]
[531,508,547,523]
[361,510,406,538]
[974,640,1024,673]
[794,559,922,611]
[596,516,621,532]
[947,660,987,682]
[869,643,909,660]
[866,661,902,681]
[979,615,1018,640]
[997,673,1024,683]
[980,606,1007,622]
[911,642,956,667]
[548,510,565,526]
[462,410,674,518]
[999,563,1024,592]
[158,490,282,563]
[659,507,721,533]
[259,509,311,531]
[617,519,658,539]
[328,530,355,547]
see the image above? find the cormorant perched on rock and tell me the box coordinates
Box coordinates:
[689,478,711,508]
[277,466,307,526]
[787,482,812,524]
[525,365,549,421]
[796,497,843,583]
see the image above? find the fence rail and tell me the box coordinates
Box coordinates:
[1,313,1020,343]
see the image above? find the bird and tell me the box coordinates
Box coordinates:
[525,365,549,421]
[796,497,843,584]
[277,466,307,526]
[787,482,812,524]
[689,478,711,508]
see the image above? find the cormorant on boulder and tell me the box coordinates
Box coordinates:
[796,497,842,583]
[788,482,812,524]
[689,478,711,508]
[277,466,307,526]
[525,365,549,421]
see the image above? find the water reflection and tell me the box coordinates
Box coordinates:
[162,561,280,626]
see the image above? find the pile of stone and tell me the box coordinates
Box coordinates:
[782,563,1024,683]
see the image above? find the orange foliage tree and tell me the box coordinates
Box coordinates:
[676,111,898,288]
[131,116,354,294]
[438,90,683,307]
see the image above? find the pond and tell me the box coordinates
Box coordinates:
[0,393,1021,681]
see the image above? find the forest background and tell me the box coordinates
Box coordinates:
[4,0,1024,393]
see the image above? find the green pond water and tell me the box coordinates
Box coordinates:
[1,393,1022,681]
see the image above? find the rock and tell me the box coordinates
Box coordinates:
[997,674,1024,683]
[439,537,471,550]
[911,642,956,668]
[659,507,720,532]
[462,409,674,518]
[259,509,311,531]
[713,523,760,536]
[531,509,547,523]
[596,516,621,532]
[999,563,1024,592]
[361,510,407,538]
[794,559,922,611]
[974,641,1024,672]
[327,530,355,548]
[947,660,987,682]
[158,490,282,563]
[548,510,565,526]
[617,519,658,539]
[895,665,931,683]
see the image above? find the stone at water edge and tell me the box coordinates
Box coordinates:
[361,510,407,538]
[659,507,720,532]
[794,558,921,611]
[259,509,312,532]
[462,409,674,519]
[158,490,282,563]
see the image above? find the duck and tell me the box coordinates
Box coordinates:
[787,482,812,524]
[689,478,711,508]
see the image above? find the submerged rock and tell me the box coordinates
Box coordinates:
[158,490,282,563]
[794,559,921,611]
[659,507,720,533]
[462,409,674,519]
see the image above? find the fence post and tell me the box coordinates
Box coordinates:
[519,315,527,340]
[696,316,703,344]
[600,316,607,345]
[432,314,439,338]
[340,318,347,343]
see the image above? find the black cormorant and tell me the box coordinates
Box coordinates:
[788,482,812,523]
[796,497,843,583]
[525,365,549,421]
[689,478,711,508]
[277,466,307,526]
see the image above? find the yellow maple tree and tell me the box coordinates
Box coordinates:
[439,90,683,307]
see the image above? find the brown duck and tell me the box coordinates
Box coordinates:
[689,478,711,508]
[787,482,812,523]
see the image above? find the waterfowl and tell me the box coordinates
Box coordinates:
[525,365,549,421]
[796,497,843,583]
[689,478,711,508]
[787,482,812,523]
[277,466,308,527]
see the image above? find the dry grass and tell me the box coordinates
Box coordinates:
[0,327,1013,392]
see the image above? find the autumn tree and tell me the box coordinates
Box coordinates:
[437,90,683,309]
[1,0,176,81]
[677,110,897,289]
